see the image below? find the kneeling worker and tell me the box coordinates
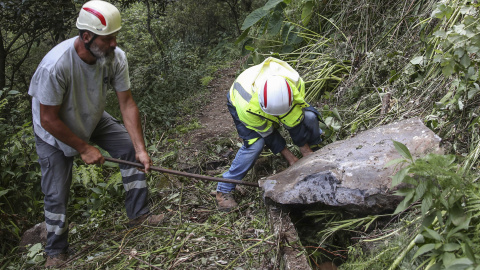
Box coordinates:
[216,57,323,211]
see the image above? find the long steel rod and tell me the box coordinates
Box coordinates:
[104,157,259,187]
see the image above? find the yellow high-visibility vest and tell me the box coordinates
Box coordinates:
[230,57,308,137]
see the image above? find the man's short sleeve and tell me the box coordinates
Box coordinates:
[110,51,131,92]
[28,66,66,106]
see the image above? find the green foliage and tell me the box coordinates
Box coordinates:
[389,141,480,269]
[238,1,352,144]
[238,0,311,58]
[69,161,125,221]
[0,0,77,89]
[200,76,214,87]
[0,90,42,254]
[421,1,480,169]
[113,1,245,136]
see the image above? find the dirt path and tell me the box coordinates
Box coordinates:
[172,59,244,173]
[185,61,240,144]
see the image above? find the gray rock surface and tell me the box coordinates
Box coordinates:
[259,118,443,214]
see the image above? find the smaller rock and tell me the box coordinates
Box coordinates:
[19,222,47,251]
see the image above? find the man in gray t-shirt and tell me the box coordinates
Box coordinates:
[28,1,163,267]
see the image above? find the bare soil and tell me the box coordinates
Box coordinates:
[182,61,240,145]
[170,59,244,174]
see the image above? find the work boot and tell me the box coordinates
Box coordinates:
[45,252,69,268]
[127,213,165,227]
[216,192,238,212]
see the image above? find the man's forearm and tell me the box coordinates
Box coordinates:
[40,103,103,164]
[120,101,147,154]
[43,118,88,152]
[280,147,299,166]
[40,105,89,153]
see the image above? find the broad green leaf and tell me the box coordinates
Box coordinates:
[0,189,10,197]
[460,53,471,68]
[90,187,102,194]
[439,90,453,103]
[447,215,471,238]
[415,180,428,200]
[393,191,414,215]
[463,242,475,262]
[460,6,474,14]
[410,56,425,65]
[235,27,250,44]
[332,108,342,121]
[241,8,269,30]
[267,10,283,35]
[8,90,20,95]
[434,29,447,38]
[466,45,479,54]
[301,0,314,26]
[391,167,409,187]
[421,194,433,215]
[442,61,455,77]
[453,24,466,35]
[264,0,284,10]
[414,234,425,244]
[422,212,436,228]
[430,263,442,270]
[385,158,405,167]
[442,243,461,252]
[431,4,453,19]
[450,205,467,226]
[467,88,479,99]
[392,140,413,162]
[454,48,465,58]
[252,50,263,64]
[443,252,456,267]
[27,243,43,258]
[447,258,473,267]
[424,227,443,241]
[403,175,418,186]
[281,45,294,53]
[412,243,435,260]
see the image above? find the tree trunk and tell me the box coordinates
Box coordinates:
[0,30,6,90]
[144,0,165,55]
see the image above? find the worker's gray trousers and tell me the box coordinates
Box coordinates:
[34,112,149,257]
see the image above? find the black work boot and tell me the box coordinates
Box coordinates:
[216,192,238,212]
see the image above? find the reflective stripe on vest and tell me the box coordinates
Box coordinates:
[232,81,274,132]
[234,82,252,103]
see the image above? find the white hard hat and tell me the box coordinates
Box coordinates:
[258,76,293,116]
[76,1,121,36]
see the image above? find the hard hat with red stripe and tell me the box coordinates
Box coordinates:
[76,1,121,36]
[258,76,293,116]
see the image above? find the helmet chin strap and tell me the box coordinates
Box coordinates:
[84,34,99,58]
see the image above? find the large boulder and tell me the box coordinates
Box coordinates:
[259,118,443,214]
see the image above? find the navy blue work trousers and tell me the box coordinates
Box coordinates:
[35,112,150,256]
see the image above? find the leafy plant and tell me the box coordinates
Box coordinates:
[388,140,479,269]
[414,0,480,167]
